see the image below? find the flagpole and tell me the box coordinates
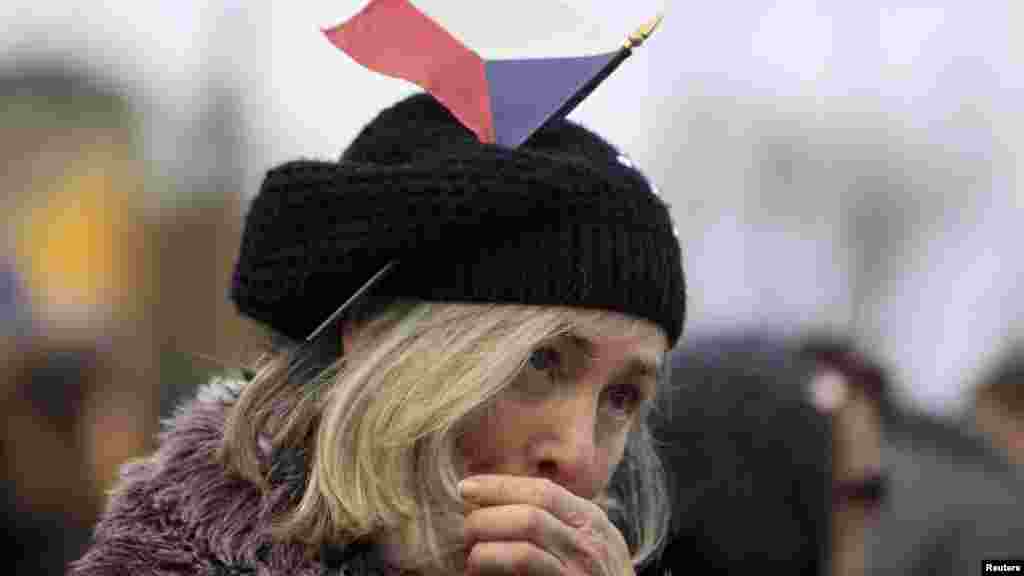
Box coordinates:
[289,259,399,377]
[539,13,665,132]
[305,259,398,343]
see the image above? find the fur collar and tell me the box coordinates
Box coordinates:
[68,378,382,576]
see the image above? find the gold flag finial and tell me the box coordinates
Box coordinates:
[624,12,665,49]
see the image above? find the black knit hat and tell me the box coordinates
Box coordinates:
[231,93,685,345]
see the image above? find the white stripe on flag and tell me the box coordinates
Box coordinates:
[409,0,617,59]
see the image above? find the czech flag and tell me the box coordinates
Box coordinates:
[323,0,661,148]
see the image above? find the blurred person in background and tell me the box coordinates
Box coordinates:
[970,346,1024,471]
[1,340,116,574]
[0,252,84,573]
[808,339,1024,575]
[801,337,887,576]
[1,66,161,575]
[650,332,886,576]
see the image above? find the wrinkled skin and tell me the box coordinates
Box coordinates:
[455,330,666,576]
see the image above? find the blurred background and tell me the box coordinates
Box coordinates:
[2,0,1022,573]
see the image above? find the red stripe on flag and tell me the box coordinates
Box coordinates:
[324,0,494,143]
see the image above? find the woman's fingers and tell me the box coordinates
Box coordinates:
[460,475,632,576]
[459,475,603,529]
[466,540,564,576]
[464,504,576,568]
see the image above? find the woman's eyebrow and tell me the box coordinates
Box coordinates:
[565,332,594,355]
[565,332,661,381]
[617,357,660,382]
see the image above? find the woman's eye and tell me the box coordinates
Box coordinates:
[604,384,642,417]
[528,346,561,372]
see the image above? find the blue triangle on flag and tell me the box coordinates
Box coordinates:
[485,52,619,148]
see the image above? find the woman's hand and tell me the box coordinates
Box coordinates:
[459,475,635,576]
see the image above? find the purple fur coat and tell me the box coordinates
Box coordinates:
[68,379,384,576]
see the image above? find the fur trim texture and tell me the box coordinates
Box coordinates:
[68,378,342,576]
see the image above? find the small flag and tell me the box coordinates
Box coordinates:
[324,0,661,148]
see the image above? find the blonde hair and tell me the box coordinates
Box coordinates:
[221,300,672,574]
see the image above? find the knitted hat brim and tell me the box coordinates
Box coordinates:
[231,145,684,344]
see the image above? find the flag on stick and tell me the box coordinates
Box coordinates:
[323,0,662,148]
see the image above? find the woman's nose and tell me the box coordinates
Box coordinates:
[529,394,599,495]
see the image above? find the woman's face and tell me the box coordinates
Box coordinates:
[456,328,666,502]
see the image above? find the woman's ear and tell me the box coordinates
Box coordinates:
[341,320,370,357]
[341,323,357,356]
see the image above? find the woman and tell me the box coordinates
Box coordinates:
[70,92,686,576]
